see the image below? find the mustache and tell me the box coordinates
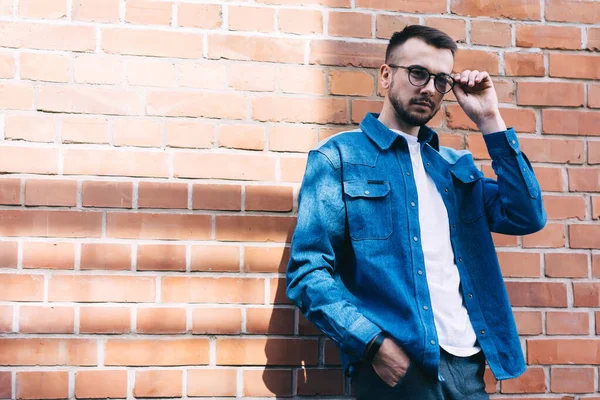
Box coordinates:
[409,98,434,108]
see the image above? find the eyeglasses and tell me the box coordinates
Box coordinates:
[387,64,456,94]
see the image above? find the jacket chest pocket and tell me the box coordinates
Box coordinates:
[343,180,392,240]
[451,168,485,224]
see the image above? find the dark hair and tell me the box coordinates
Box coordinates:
[385,25,457,63]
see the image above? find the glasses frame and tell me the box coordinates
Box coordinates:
[387,64,456,94]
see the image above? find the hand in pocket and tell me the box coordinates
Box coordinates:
[371,337,411,387]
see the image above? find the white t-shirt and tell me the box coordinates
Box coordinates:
[393,129,479,357]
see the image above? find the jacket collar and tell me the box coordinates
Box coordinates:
[359,112,440,152]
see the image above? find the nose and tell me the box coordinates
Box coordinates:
[419,77,436,97]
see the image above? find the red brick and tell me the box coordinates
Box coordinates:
[175,153,276,181]
[497,251,540,277]
[504,52,545,77]
[147,90,245,119]
[448,105,536,133]
[528,339,600,364]
[137,244,186,271]
[25,179,76,207]
[589,28,600,52]
[49,275,155,302]
[0,371,10,398]
[0,274,42,301]
[191,245,240,272]
[0,52,14,78]
[81,243,131,270]
[178,4,221,29]
[65,149,168,177]
[568,168,599,192]
[107,213,211,240]
[246,185,293,212]
[192,308,242,334]
[188,369,237,397]
[550,54,600,79]
[522,223,565,248]
[246,307,294,335]
[75,370,128,399]
[253,95,347,124]
[330,70,374,96]
[18,0,66,18]
[546,0,600,23]
[356,0,445,12]
[257,0,348,5]
[534,166,564,192]
[352,99,383,124]
[209,35,304,63]
[454,49,500,75]
[297,369,345,396]
[0,83,34,111]
[38,85,143,116]
[270,277,291,305]
[217,338,318,366]
[279,65,325,95]
[542,110,600,136]
[328,12,371,38]
[376,15,419,39]
[310,40,386,68]
[229,62,276,92]
[550,367,595,393]
[215,216,295,243]
[19,306,74,334]
[0,178,20,205]
[23,242,74,270]
[574,282,600,307]
[105,339,209,366]
[80,307,131,334]
[6,114,56,142]
[163,277,264,304]
[0,306,12,332]
[279,9,322,35]
[136,308,186,334]
[0,145,57,174]
[219,124,265,150]
[229,6,274,33]
[125,0,172,25]
[280,156,308,183]
[244,369,292,397]
[73,0,120,22]
[0,338,96,365]
[505,281,567,307]
[0,21,95,51]
[244,246,289,273]
[193,184,241,211]
[519,137,584,164]
[517,25,581,50]
[324,340,341,366]
[590,142,600,164]
[500,367,546,393]
[62,116,110,144]
[543,195,586,220]
[591,254,600,277]
[21,52,69,83]
[113,118,163,146]
[451,0,541,19]
[546,312,589,335]
[270,125,317,153]
[17,371,68,399]
[82,181,132,208]
[517,82,584,107]
[166,120,214,149]
[180,61,226,90]
[513,311,542,335]
[545,253,588,278]
[471,21,511,47]
[0,241,18,269]
[299,314,323,335]
[138,182,188,209]
[425,18,466,42]
[102,28,203,58]
[0,210,102,238]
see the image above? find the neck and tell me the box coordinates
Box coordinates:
[377,100,420,136]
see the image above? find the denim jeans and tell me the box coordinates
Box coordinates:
[352,349,489,400]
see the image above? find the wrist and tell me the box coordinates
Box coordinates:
[477,112,506,135]
[364,332,385,362]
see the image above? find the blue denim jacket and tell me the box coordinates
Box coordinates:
[286,113,546,381]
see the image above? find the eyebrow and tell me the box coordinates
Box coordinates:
[408,64,452,76]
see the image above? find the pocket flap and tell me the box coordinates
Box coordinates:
[450,166,484,183]
[343,180,391,198]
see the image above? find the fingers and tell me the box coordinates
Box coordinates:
[454,70,491,87]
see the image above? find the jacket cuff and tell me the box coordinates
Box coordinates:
[482,128,520,158]
[341,315,382,359]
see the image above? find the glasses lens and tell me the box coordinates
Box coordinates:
[435,74,453,94]
[409,67,429,86]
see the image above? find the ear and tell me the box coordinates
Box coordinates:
[379,65,391,90]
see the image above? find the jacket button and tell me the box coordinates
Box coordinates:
[452,224,456,229]
[417,270,423,275]
[480,330,485,335]
[430,340,435,345]
[410,202,416,207]
[444,188,448,192]
[364,190,370,195]
[469,175,474,180]
[468,293,473,298]
[458,258,463,263]
[423,306,429,311]
[413,236,418,242]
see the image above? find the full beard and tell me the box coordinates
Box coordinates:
[389,91,440,127]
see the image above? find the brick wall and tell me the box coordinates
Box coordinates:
[0,0,598,398]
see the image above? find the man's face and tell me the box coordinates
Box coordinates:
[381,38,455,127]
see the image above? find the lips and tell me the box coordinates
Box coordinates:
[412,100,433,109]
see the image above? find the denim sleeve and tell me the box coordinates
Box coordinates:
[481,128,547,235]
[286,150,382,361]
